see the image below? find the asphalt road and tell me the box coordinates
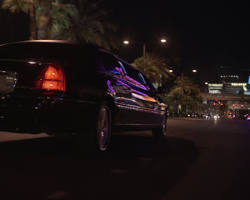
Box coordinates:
[0,119,249,200]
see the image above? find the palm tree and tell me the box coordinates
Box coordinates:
[52,0,119,49]
[2,0,119,49]
[36,0,53,39]
[132,53,174,86]
[2,0,38,39]
[2,0,64,40]
[166,75,203,116]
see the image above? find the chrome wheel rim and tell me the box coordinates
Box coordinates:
[97,107,110,151]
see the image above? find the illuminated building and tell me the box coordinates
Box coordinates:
[203,66,250,118]
[207,66,250,95]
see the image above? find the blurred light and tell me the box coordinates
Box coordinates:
[169,69,173,73]
[28,61,36,65]
[160,38,167,43]
[123,40,130,45]
[192,69,197,73]
[208,83,223,87]
[208,90,221,94]
[205,82,208,85]
[214,115,220,120]
[231,83,247,86]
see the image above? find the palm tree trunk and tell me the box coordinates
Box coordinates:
[37,0,52,39]
[29,0,37,40]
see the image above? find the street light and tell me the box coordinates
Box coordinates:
[123,38,167,68]
[143,39,167,67]
[160,38,167,43]
[123,40,130,45]
[169,69,174,73]
[192,69,197,73]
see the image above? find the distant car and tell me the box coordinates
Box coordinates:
[213,114,220,120]
[247,115,250,120]
[0,40,167,152]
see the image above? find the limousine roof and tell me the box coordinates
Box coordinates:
[0,40,100,61]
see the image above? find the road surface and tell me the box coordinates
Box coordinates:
[0,119,249,200]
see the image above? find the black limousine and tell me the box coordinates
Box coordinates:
[0,40,167,152]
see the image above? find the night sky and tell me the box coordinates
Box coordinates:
[0,0,250,81]
[106,0,250,81]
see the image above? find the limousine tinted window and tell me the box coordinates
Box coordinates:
[122,62,148,86]
[98,52,126,76]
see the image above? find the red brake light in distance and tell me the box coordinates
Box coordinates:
[37,65,66,92]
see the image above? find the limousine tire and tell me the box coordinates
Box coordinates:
[95,104,112,152]
[152,117,167,143]
[76,104,112,154]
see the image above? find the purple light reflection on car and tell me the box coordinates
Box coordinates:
[107,80,116,95]
[124,75,149,91]
[116,79,149,97]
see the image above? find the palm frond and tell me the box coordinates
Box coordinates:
[2,0,33,13]
[51,0,118,49]
[133,53,174,84]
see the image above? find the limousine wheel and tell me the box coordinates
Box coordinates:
[152,117,167,142]
[96,105,112,152]
[75,105,111,154]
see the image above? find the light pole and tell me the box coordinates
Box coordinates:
[123,38,167,68]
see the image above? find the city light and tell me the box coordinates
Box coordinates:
[192,69,197,73]
[122,37,168,68]
[169,69,173,73]
[28,61,36,65]
[208,84,223,87]
[205,82,208,85]
[160,38,167,43]
[231,83,247,86]
[123,40,130,45]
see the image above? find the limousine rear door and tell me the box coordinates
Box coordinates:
[98,52,143,125]
[121,62,163,125]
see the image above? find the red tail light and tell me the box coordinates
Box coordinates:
[37,64,66,92]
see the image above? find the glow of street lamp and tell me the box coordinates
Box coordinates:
[169,69,173,73]
[205,82,208,85]
[123,40,130,45]
[28,61,36,65]
[192,69,197,73]
[160,38,167,43]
